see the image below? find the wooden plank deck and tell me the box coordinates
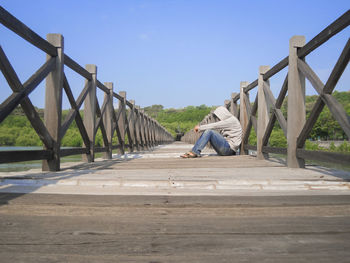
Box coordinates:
[0,142,350,262]
[0,142,349,195]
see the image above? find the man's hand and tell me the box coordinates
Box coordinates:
[194,125,199,132]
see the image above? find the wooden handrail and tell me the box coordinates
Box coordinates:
[182,10,350,168]
[0,6,173,171]
[0,6,57,56]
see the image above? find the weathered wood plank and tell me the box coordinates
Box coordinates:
[245,144,257,151]
[0,6,57,56]
[94,147,108,153]
[96,80,110,94]
[243,79,258,93]
[287,36,306,168]
[298,10,350,58]
[42,34,64,172]
[113,92,123,101]
[130,101,140,151]
[64,55,92,80]
[117,92,127,154]
[263,56,289,80]
[82,65,97,162]
[262,146,287,155]
[60,147,89,157]
[0,150,52,163]
[240,82,249,154]
[127,102,136,152]
[297,149,350,166]
[257,66,270,160]
[102,83,114,159]
[232,93,240,103]
[0,57,56,123]
[297,58,323,94]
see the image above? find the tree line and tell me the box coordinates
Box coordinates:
[0,91,349,153]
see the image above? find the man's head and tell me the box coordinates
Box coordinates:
[213,106,232,121]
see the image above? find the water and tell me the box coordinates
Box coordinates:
[0,146,83,172]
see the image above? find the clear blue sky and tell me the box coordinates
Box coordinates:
[0,0,349,109]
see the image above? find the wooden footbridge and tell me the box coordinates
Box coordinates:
[0,6,350,262]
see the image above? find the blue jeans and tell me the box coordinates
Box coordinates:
[192,130,235,156]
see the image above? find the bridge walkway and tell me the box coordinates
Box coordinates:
[0,141,349,195]
[0,142,350,262]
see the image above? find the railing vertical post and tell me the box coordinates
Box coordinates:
[257,66,270,160]
[103,82,113,159]
[288,35,306,168]
[151,118,155,146]
[118,91,126,154]
[133,105,140,151]
[129,100,136,152]
[140,110,148,150]
[136,106,144,150]
[82,64,97,162]
[230,92,239,118]
[149,118,155,147]
[240,81,249,155]
[144,115,151,148]
[42,34,64,171]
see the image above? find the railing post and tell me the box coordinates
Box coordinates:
[151,119,156,146]
[118,91,126,154]
[240,81,249,155]
[129,100,136,152]
[42,34,64,171]
[230,92,239,118]
[144,115,151,148]
[136,106,144,150]
[140,109,148,150]
[103,82,113,159]
[82,64,97,162]
[288,35,306,168]
[257,65,270,160]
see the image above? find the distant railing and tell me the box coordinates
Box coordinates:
[183,10,350,168]
[0,6,173,171]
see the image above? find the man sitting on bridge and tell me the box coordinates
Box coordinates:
[181,106,242,158]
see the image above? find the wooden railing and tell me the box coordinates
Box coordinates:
[183,10,350,168]
[0,6,173,171]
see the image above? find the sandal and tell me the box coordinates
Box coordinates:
[180,151,199,158]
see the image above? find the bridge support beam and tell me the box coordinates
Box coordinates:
[257,66,270,160]
[118,91,126,154]
[42,34,64,171]
[240,81,249,155]
[103,82,114,159]
[287,36,306,168]
[83,64,97,162]
[129,100,137,153]
[230,92,239,118]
